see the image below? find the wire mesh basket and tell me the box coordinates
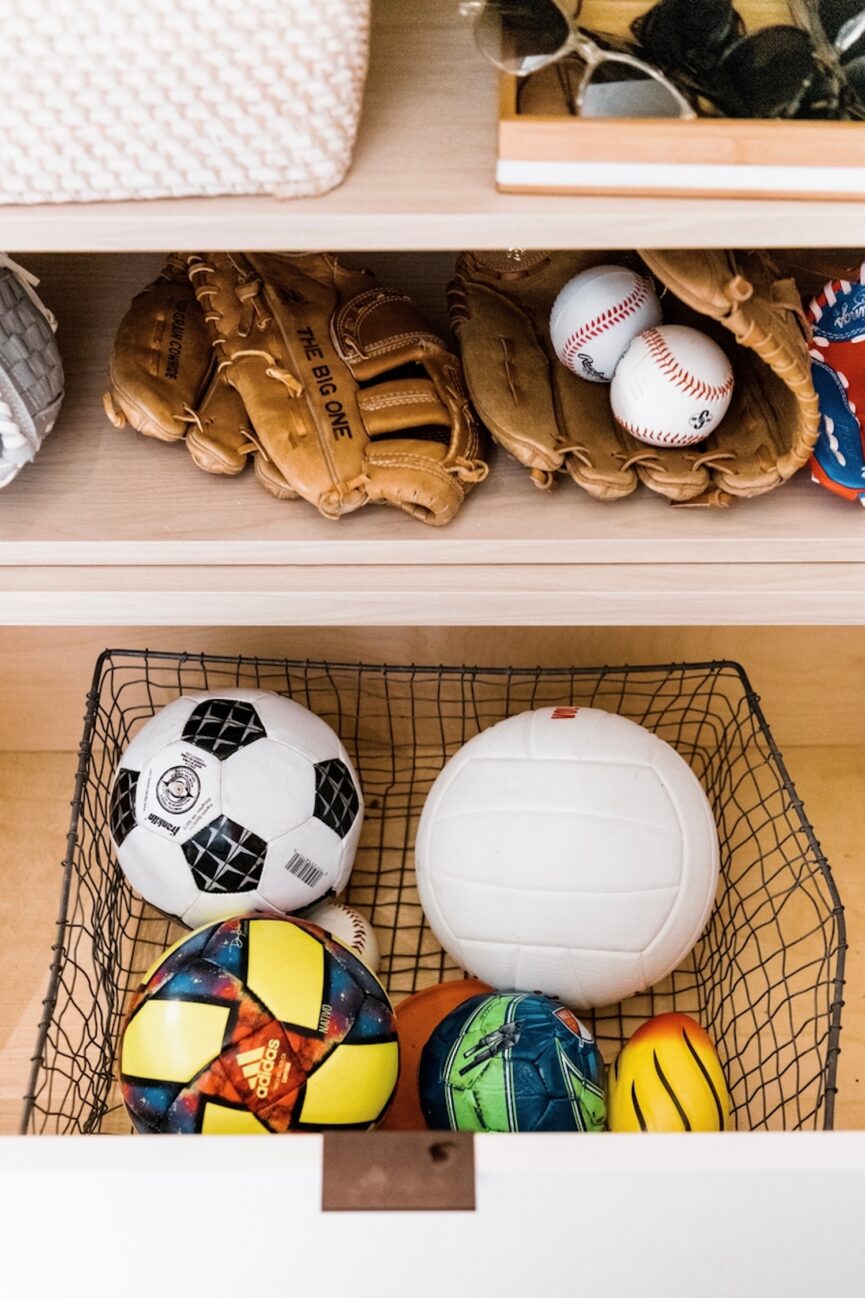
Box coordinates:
[23,649,845,1135]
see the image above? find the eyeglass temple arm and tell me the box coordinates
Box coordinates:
[567,30,697,118]
[788,0,853,60]
[836,13,865,55]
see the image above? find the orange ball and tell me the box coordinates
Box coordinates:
[381,978,492,1130]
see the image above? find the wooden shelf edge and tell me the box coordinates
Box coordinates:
[2,562,863,626]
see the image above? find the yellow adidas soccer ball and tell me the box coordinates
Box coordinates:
[120,914,399,1133]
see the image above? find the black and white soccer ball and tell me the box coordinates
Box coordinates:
[109,689,363,927]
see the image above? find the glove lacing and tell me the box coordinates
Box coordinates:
[174,404,262,462]
[188,257,304,397]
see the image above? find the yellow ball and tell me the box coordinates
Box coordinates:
[120,915,399,1133]
[608,1013,730,1132]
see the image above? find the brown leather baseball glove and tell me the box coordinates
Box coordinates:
[449,248,819,506]
[105,252,487,526]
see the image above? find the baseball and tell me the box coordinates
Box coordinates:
[610,324,734,448]
[299,899,381,973]
[549,264,662,383]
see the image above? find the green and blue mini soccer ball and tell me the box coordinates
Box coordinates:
[418,992,606,1133]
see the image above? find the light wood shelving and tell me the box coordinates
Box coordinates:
[0,1,860,626]
[3,253,864,626]
[1,0,864,1267]
[2,0,865,253]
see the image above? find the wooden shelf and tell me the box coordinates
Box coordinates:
[2,0,865,253]
[0,253,862,626]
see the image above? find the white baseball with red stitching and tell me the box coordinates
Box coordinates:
[300,899,381,973]
[610,324,734,448]
[549,264,662,383]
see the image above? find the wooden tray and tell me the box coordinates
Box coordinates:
[496,0,865,199]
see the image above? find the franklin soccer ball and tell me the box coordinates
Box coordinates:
[416,706,719,1010]
[120,915,399,1133]
[109,689,363,927]
[419,992,605,1133]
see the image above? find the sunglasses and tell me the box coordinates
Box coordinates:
[814,2,865,107]
[634,0,852,119]
[819,1,865,56]
[458,0,697,118]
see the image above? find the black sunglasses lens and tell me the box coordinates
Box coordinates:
[824,1,865,63]
[819,1,865,46]
[475,0,571,73]
[635,0,741,73]
[843,53,865,100]
[714,27,817,116]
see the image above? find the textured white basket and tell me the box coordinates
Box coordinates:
[1,0,370,204]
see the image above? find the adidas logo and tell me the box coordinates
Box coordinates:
[237,1039,285,1100]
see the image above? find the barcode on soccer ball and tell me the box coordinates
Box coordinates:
[285,850,325,889]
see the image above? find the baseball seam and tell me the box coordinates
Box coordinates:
[560,279,650,365]
[641,328,733,403]
[615,413,704,446]
[335,903,366,949]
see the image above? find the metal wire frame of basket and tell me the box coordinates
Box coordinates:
[22,649,845,1135]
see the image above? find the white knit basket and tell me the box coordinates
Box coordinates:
[0,0,370,203]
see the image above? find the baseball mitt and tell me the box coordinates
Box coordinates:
[449,248,819,506]
[0,254,64,489]
[105,253,487,526]
[803,263,865,503]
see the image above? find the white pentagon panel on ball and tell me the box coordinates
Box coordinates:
[134,738,223,844]
[260,815,356,912]
[221,738,315,841]
[415,706,720,1010]
[114,826,199,922]
[118,695,200,772]
[248,691,343,761]
[181,887,273,930]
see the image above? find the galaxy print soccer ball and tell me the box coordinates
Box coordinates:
[109,689,363,927]
[419,992,606,1133]
[120,915,399,1133]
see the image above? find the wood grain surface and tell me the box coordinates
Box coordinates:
[0,625,862,751]
[3,254,865,626]
[0,0,862,249]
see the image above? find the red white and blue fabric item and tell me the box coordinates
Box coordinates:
[807,269,865,504]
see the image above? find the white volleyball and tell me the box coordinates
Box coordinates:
[415,707,719,1011]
